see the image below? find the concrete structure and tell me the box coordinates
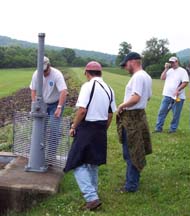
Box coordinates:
[0,152,63,214]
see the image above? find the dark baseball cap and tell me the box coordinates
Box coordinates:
[120,52,142,67]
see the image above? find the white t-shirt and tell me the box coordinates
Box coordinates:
[162,67,189,99]
[124,70,152,110]
[76,77,117,121]
[30,67,67,104]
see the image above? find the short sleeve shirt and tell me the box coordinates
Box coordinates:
[124,70,152,110]
[76,77,117,121]
[30,67,67,104]
[162,67,189,99]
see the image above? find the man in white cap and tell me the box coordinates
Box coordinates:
[64,61,116,210]
[30,56,68,164]
[154,56,189,133]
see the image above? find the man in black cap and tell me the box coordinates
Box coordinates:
[116,52,152,192]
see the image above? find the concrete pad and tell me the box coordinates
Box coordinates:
[0,152,63,214]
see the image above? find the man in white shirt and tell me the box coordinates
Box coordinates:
[154,56,189,133]
[64,61,116,211]
[30,56,68,164]
[117,52,152,193]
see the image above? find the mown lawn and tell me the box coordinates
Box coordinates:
[0,67,190,216]
[0,68,34,98]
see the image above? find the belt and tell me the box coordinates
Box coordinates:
[47,101,59,106]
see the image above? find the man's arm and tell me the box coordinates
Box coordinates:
[54,89,68,117]
[174,82,189,97]
[117,93,140,114]
[31,90,36,102]
[70,107,87,136]
[107,113,113,129]
[160,63,170,80]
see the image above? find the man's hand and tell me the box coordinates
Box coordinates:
[164,62,170,70]
[69,128,76,137]
[54,107,62,118]
[117,103,125,115]
[174,89,180,98]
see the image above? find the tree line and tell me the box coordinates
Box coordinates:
[116,37,189,78]
[0,37,189,78]
[0,46,109,69]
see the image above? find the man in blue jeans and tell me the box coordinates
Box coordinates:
[64,61,116,210]
[122,128,140,191]
[117,52,152,192]
[154,56,189,133]
[30,56,68,165]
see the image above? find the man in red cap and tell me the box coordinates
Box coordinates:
[64,61,116,210]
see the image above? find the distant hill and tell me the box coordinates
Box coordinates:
[176,48,190,64]
[0,35,116,64]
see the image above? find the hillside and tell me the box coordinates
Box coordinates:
[0,35,116,64]
[176,48,190,64]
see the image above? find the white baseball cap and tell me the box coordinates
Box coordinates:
[169,56,178,62]
[43,56,50,70]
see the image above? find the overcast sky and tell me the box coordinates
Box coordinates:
[1,0,189,55]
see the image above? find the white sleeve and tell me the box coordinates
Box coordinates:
[56,72,68,92]
[110,89,117,112]
[131,75,143,97]
[182,69,189,82]
[76,83,91,108]
[29,71,37,90]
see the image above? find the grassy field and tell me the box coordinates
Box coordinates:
[0,67,190,216]
[0,68,34,98]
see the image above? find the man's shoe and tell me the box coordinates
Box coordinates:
[81,199,102,211]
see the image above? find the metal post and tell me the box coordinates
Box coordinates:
[25,33,47,172]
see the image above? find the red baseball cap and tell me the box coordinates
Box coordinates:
[85,61,102,71]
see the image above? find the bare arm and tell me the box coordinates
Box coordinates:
[58,89,68,107]
[160,63,170,80]
[54,89,68,117]
[160,69,168,80]
[107,113,113,129]
[31,90,36,102]
[117,93,141,114]
[174,82,189,97]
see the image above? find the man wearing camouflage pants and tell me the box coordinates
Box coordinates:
[117,52,152,192]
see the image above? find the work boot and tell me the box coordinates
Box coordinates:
[81,199,102,211]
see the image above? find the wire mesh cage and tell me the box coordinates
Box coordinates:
[13,111,71,169]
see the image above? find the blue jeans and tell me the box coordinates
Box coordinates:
[46,102,64,162]
[122,128,140,192]
[155,96,184,132]
[74,164,99,202]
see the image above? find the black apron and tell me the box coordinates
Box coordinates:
[64,120,107,172]
[64,80,112,172]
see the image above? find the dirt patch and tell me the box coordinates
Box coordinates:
[0,79,78,127]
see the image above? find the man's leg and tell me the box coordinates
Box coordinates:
[74,164,99,202]
[47,103,64,165]
[155,96,172,132]
[122,128,140,192]
[170,99,184,132]
[88,164,98,192]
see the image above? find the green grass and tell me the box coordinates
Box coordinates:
[0,68,34,98]
[1,67,190,216]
